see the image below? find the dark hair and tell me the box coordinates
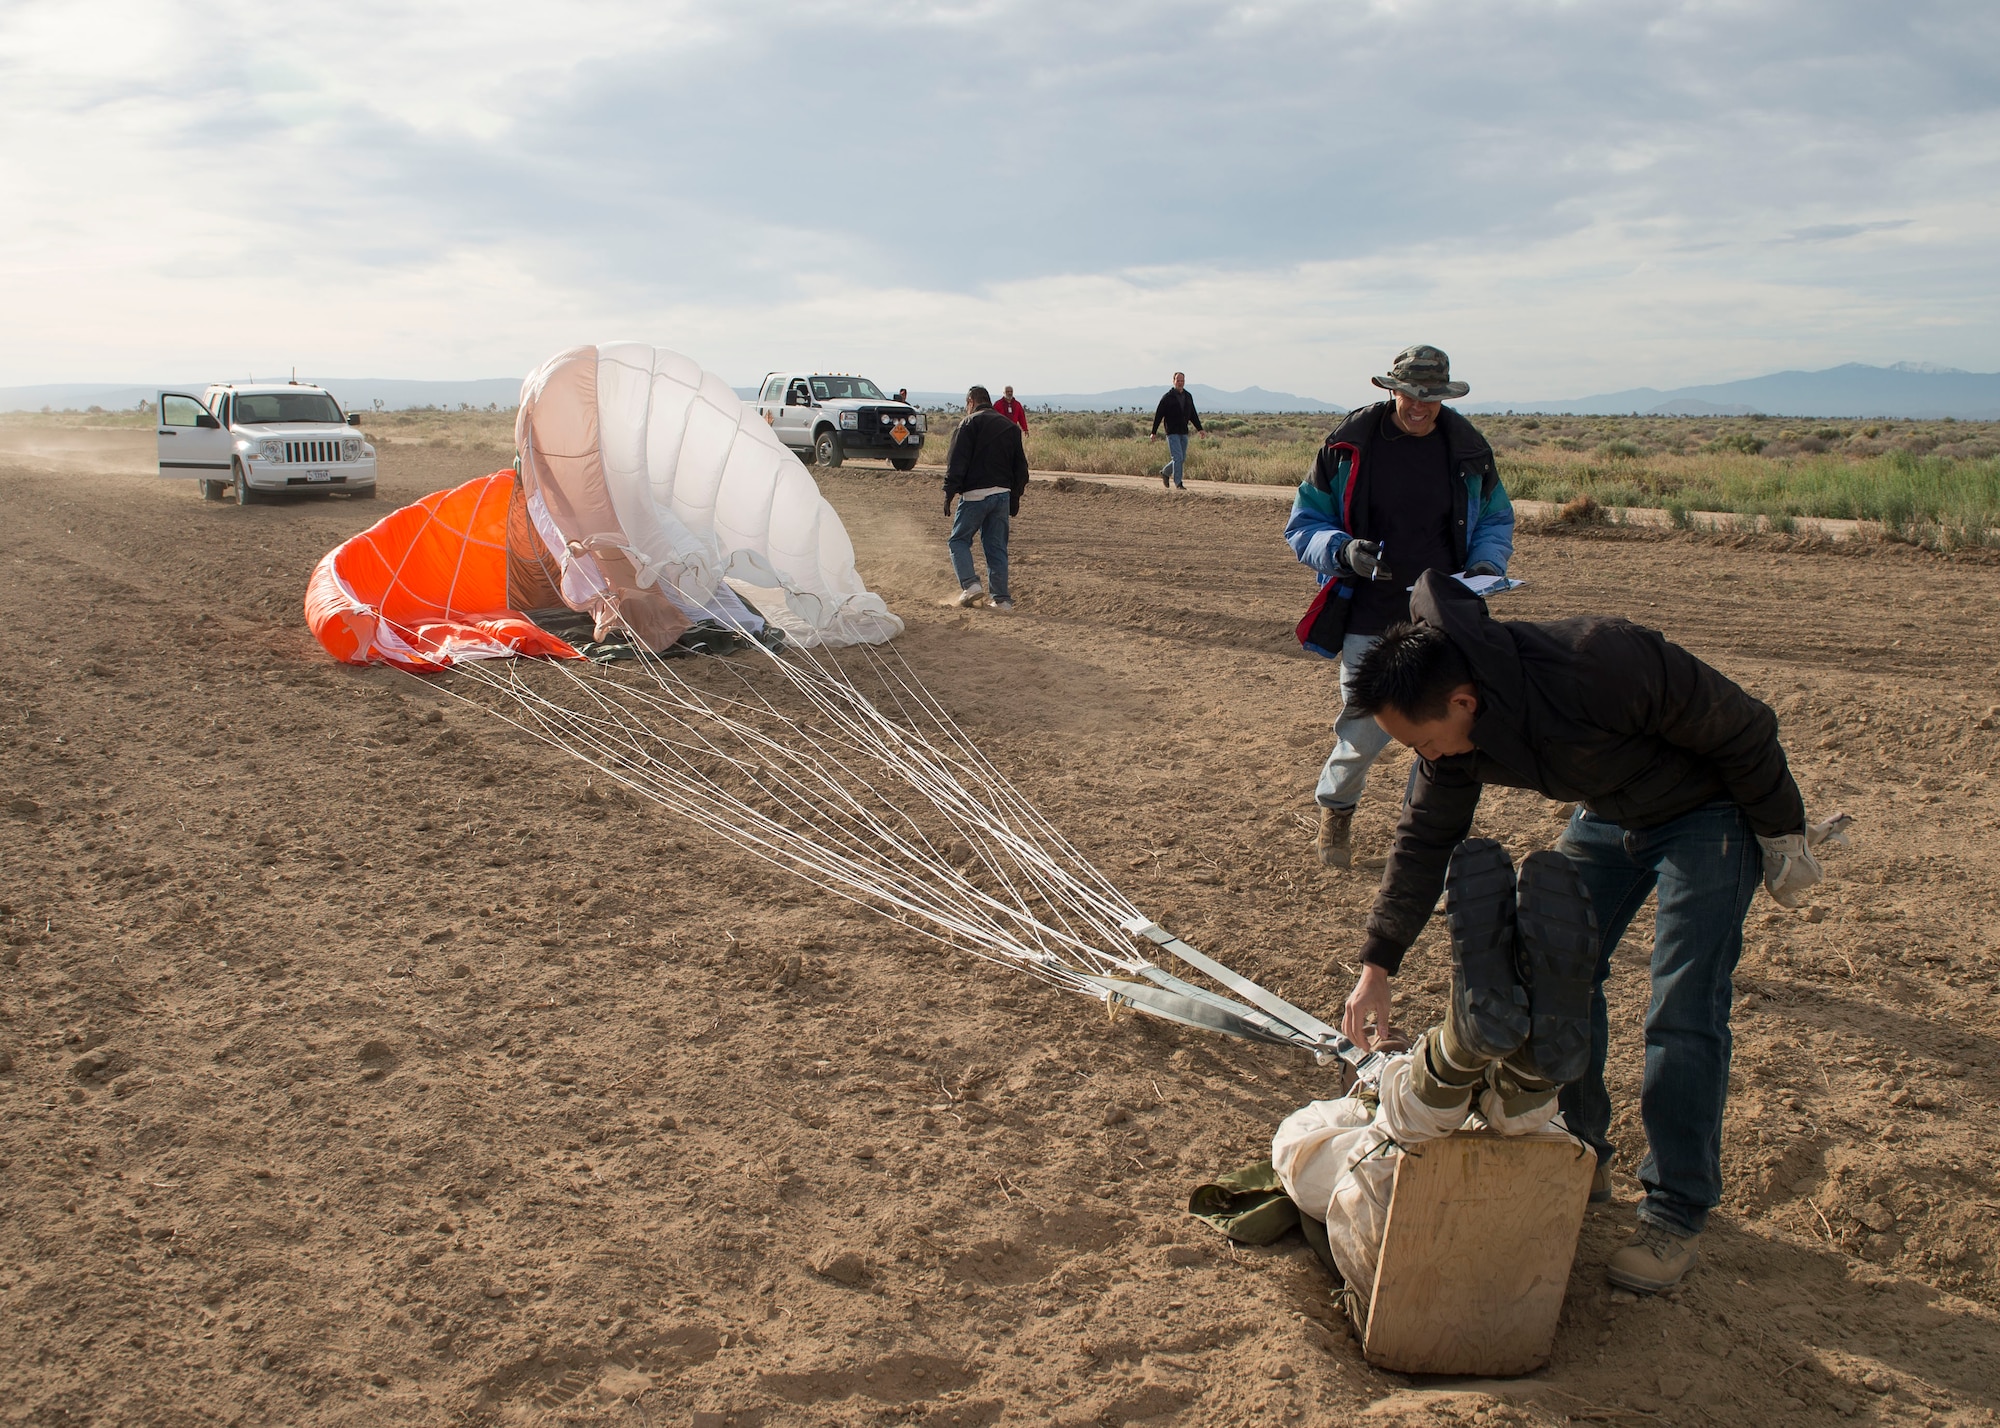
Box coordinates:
[967,386,993,409]
[1347,622,1474,722]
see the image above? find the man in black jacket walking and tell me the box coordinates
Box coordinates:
[1335,572,1826,1294]
[1150,372,1203,488]
[943,386,1031,610]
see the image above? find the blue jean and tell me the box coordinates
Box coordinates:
[1315,632,1394,809]
[948,491,1010,598]
[1555,801,1764,1236]
[1161,433,1189,485]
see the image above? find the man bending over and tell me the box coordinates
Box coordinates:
[1333,571,1822,1293]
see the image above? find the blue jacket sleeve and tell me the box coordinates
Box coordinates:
[1284,484,1351,579]
[1462,475,1515,574]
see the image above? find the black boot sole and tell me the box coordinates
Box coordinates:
[1515,850,1599,1085]
[1443,838,1528,1061]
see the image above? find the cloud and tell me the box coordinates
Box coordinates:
[2,0,1997,395]
[1780,220,1916,242]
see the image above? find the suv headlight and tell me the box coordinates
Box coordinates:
[838,411,858,431]
[909,414,925,431]
[258,439,285,462]
[342,437,363,461]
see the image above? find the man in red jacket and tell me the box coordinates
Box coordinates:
[994,386,1029,434]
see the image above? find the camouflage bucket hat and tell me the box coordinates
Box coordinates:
[1371,344,1470,402]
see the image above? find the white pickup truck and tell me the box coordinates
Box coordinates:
[155,381,378,504]
[751,372,924,470]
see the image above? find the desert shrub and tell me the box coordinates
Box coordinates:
[1708,432,1766,455]
[1601,438,1645,459]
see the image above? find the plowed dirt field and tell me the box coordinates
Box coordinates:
[3,429,1998,1427]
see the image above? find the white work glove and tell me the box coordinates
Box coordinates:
[1465,561,1503,578]
[1341,539,1392,581]
[1757,832,1824,908]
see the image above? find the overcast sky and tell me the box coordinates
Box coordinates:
[3,0,1996,401]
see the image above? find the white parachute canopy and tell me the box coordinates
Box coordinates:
[515,343,904,650]
[431,343,1374,1070]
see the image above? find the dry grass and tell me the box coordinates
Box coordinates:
[15,403,1998,543]
[920,409,2000,545]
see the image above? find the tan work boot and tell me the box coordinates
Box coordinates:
[1410,1025,1485,1111]
[1315,806,1354,869]
[1589,1159,1613,1204]
[1608,1220,1700,1294]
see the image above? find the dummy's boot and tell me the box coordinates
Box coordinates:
[1410,1025,1486,1112]
[1315,806,1354,870]
[1514,850,1599,1086]
[1608,1220,1701,1294]
[1442,838,1528,1061]
[1487,1050,1561,1123]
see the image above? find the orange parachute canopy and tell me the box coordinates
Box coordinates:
[304,470,583,671]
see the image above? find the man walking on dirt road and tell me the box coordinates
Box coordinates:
[1334,570,1826,1295]
[1150,373,1204,488]
[1285,345,1513,870]
[943,386,1031,611]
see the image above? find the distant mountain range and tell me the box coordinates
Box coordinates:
[0,376,1339,416]
[728,382,1342,413]
[9,363,1997,419]
[1006,383,1341,414]
[1464,363,2000,420]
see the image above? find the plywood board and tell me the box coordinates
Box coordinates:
[1361,1129,1596,1377]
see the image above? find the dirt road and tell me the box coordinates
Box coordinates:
[4,431,1999,1426]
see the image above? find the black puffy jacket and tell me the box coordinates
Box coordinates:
[944,408,1031,512]
[1360,572,1805,973]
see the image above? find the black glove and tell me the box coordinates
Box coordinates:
[1465,561,1502,577]
[1341,539,1392,581]
[944,492,955,515]
[1009,495,1021,517]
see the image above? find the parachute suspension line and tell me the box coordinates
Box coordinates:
[454,658,1086,977]
[613,613,1127,949]
[795,632,1138,955]
[387,591,1394,1076]
[426,630,1149,992]
[392,606,1380,1073]
[836,633,1142,919]
[740,630,1138,952]
[624,628,1128,964]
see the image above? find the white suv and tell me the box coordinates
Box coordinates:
[752,372,924,469]
[155,381,378,504]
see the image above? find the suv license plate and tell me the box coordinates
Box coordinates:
[306,469,332,481]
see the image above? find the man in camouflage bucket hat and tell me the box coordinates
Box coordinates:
[1283,345,1513,869]
[1372,344,1471,402]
